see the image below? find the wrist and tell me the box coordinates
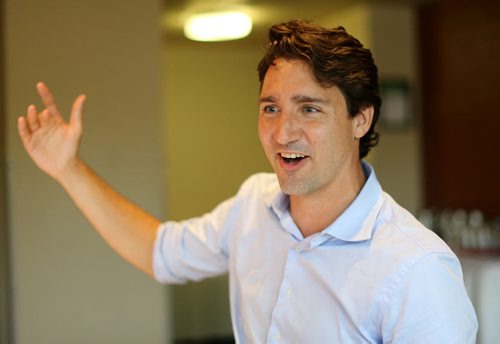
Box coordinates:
[56,158,87,189]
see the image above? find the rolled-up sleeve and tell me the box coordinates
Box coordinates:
[153,196,237,284]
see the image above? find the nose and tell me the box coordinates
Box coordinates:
[273,111,301,145]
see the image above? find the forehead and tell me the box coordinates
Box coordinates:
[260,58,342,102]
[263,58,315,83]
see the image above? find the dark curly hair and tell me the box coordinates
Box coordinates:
[257,20,381,159]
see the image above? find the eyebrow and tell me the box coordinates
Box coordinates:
[258,94,329,104]
[258,95,277,104]
[291,95,329,104]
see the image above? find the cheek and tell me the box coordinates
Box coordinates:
[258,124,271,151]
[257,123,266,143]
[307,126,329,147]
[258,119,271,141]
[312,127,343,156]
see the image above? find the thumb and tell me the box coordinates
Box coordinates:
[69,94,86,134]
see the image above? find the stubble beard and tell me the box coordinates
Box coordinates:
[276,171,317,196]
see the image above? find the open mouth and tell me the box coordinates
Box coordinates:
[279,152,308,166]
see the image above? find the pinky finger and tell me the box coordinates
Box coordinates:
[18,116,32,144]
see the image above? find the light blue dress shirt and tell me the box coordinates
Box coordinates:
[153,163,478,343]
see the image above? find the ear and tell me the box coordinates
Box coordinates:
[353,105,374,139]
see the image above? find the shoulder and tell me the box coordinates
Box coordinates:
[373,194,478,341]
[374,192,455,258]
[369,192,463,296]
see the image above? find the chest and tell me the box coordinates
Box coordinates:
[227,214,386,343]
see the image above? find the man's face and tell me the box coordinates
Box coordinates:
[258,58,362,197]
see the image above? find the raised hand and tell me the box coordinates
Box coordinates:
[17,82,159,277]
[18,82,86,181]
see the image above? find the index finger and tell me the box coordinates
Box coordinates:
[36,82,60,116]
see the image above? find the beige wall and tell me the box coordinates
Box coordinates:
[370,4,422,215]
[163,43,271,220]
[5,0,170,343]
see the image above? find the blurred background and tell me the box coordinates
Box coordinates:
[1,0,499,343]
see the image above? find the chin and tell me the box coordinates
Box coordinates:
[278,178,313,196]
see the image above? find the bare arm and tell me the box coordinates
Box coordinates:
[18,82,159,277]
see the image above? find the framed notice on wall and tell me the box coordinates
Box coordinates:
[380,79,411,130]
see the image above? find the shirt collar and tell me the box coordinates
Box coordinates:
[264,161,383,242]
[324,162,383,242]
[265,191,289,221]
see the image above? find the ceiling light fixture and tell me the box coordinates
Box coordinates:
[184,11,252,42]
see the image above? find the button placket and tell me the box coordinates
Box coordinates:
[266,245,300,343]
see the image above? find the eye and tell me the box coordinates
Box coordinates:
[262,105,280,114]
[302,105,319,114]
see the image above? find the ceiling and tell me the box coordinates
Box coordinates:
[162,0,427,44]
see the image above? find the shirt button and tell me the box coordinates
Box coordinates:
[286,287,292,298]
[295,247,302,253]
[273,330,281,340]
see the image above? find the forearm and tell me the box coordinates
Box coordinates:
[58,159,160,277]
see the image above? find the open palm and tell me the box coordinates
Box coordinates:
[18,82,86,181]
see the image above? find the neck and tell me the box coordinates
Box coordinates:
[290,162,366,238]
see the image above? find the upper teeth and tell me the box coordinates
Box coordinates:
[281,153,306,159]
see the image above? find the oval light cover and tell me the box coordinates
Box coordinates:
[184,11,252,42]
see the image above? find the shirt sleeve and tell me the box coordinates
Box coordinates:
[152,195,237,284]
[381,252,478,343]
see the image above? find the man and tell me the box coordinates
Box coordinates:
[18,20,477,343]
